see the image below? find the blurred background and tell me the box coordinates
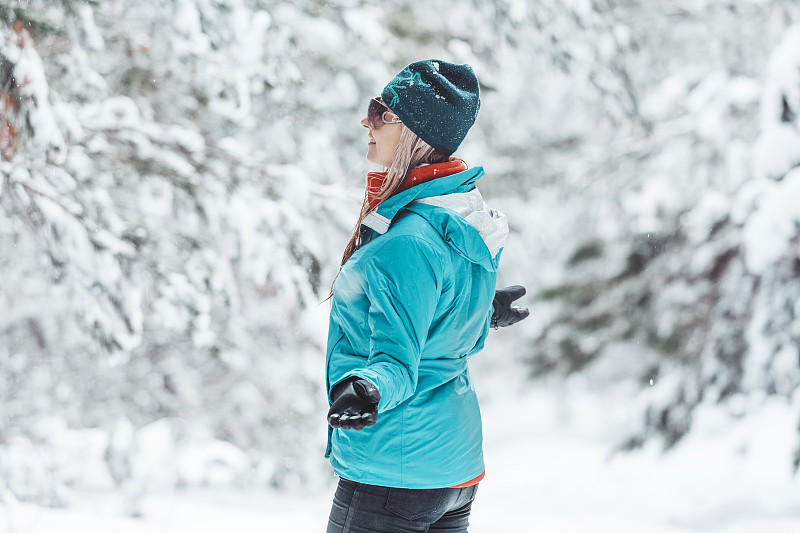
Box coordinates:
[1,0,800,531]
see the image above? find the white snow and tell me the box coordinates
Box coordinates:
[741,169,800,274]
[2,376,798,533]
[1,29,66,162]
[682,190,730,244]
[755,23,800,180]
[77,4,105,52]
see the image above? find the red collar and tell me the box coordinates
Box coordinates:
[366,158,467,211]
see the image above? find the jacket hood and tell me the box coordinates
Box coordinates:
[362,166,508,270]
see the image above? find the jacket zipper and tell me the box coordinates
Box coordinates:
[325,331,346,458]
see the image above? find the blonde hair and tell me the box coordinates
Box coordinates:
[338,126,449,268]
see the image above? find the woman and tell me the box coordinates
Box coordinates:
[325,60,526,533]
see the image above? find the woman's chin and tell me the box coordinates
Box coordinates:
[365,151,389,167]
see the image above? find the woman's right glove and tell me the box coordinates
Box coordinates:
[327,378,381,431]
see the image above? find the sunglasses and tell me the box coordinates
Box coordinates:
[367,97,402,129]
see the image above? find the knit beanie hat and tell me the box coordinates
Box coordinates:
[381,60,480,156]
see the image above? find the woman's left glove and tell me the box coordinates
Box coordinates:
[327,378,381,431]
[491,285,530,329]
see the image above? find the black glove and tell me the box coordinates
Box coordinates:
[327,378,381,431]
[491,285,530,329]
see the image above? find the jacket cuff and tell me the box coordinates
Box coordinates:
[336,370,383,410]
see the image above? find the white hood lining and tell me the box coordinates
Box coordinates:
[413,189,508,258]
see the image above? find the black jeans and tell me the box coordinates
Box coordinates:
[326,477,479,533]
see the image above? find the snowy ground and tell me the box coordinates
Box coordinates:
[473,374,800,533]
[2,373,799,533]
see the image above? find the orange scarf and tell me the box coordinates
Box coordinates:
[365,158,467,211]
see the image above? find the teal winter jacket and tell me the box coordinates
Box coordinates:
[325,166,508,489]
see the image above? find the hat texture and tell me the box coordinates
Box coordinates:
[381,60,480,156]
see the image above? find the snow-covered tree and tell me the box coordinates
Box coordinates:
[1,0,346,502]
[517,5,800,464]
[3,0,799,510]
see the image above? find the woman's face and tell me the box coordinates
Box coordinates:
[362,99,402,167]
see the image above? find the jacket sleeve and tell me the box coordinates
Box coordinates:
[338,235,444,413]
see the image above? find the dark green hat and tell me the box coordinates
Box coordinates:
[381,59,480,156]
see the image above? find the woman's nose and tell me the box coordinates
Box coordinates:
[361,117,370,128]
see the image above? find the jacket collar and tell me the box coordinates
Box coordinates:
[362,166,485,234]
